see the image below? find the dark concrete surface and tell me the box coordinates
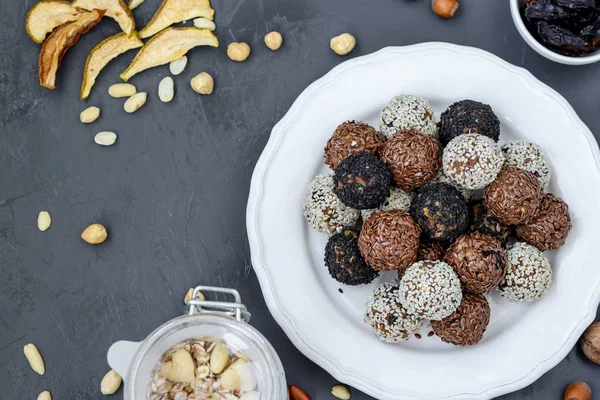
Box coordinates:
[1,0,599,399]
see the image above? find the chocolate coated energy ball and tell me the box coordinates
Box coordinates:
[324,229,378,285]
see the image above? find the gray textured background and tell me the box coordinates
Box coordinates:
[1,0,599,399]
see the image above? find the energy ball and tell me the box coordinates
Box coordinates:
[324,229,378,285]
[379,95,437,139]
[445,232,507,294]
[502,140,551,189]
[380,129,441,192]
[361,187,413,221]
[443,133,504,190]
[515,193,572,251]
[409,183,469,243]
[431,293,491,346]
[364,281,423,343]
[418,242,445,262]
[498,242,552,303]
[359,210,420,272]
[468,200,511,245]
[324,121,387,169]
[334,153,392,210]
[430,169,473,201]
[438,100,500,147]
[399,260,463,320]
[303,173,360,235]
[484,167,543,225]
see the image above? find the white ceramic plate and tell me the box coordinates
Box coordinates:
[246,43,600,400]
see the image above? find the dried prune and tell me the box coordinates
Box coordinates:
[580,15,600,36]
[537,21,591,54]
[525,2,576,20]
[555,0,600,9]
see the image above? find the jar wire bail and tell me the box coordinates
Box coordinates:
[186,285,251,323]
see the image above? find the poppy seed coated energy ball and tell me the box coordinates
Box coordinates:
[515,193,572,251]
[443,133,504,190]
[468,199,511,245]
[409,183,469,243]
[364,281,423,343]
[359,210,421,272]
[379,95,437,139]
[484,167,543,225]
[361,187,413,221]
[438,100,500,147]
[502,140,551,189]
[324,121,387,169]
[498,242,552,303]
[431,293,491,346]
[445,232,507,294]
[398,260,463,321]
[380,129,441,192]
[324,229,378,285]
[303,173,360,235]
[333,153,392,210]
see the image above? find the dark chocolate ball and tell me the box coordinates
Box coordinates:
[409,183,468,242]
[324,121,387,169]
[468,199,511,245]
[438,100,500,147]
[431,293,491,346]
[324,229,379,285]
[333,153,392,210]
[515,193,572,251]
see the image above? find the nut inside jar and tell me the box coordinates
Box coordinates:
[149,338,260,400]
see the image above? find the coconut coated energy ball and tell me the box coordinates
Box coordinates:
[502,140,551,189]
[515,193,572,251]
[364,281,423,343]
[431,293,491,346]
[324,229,379,285]
[379,95,437,139]
[498,242,552,303]
[324,121,387,169]
[361,187,413,221]
[438,100,500,146]
[303,173,360,235]
[399,260,463,320]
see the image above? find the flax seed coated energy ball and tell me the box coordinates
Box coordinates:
[364,281,423,343]
[398,241,446,280]
[324,121,387,169]
[409,183,469,243]
[324,229,378,285]
[380,129,441,192]
[468,200,511,245]
[443,133,504,190]
[484,167,543,225]
[303,173,360,235]
[515,193,572,251]
[431,293,491,346]
[379,95,437,139]
[333,153,392,210]
[498,242,552,303]
[361,187,413,221]
[502,140,551,189]
[438,100,500,147]
[358,210,420,272]
[398,260,463,320]
[445,232,507,294]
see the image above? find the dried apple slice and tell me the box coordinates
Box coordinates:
[26,0,83,44]
[39,9,105,89]
[80,32,143,99]
[120,27,218,81]
[138,0,215,39]
[72,0,135,36]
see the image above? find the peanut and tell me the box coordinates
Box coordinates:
[23,343,45,375]
[193,18,216,31]
[169,56,188,75]
[124,92,147,113]
[209,343,230,374]
[100,369,122,395]
[108,83,137,98]
[38,211,51,231]
[80,106,100,123]
[184,288,206,303]
[332,385,351,399]
[37,391,52,400]
[158,77,175,103]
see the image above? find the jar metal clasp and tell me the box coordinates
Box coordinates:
[186,285,251,323]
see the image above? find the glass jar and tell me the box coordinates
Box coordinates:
[107,286,287,399]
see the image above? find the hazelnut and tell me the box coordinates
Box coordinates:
[581,322,600,364]
[81,223,108,244]
[564,381,591,400]
[264,31,283,51]
[227,42,251,62]
[432,0,459,18]
[190,72,214,95]
[330,33,356,56]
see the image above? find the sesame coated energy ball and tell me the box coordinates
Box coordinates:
[484,167,543,225]
[380,129,441,192]
[324,121,387,169]
[359,210,420,272]
[399,260,463,320]
[431,293,491,346]
[515,193,572,251]
[364,281,423,343]
[361,187,413,221]
[303,173,360,235]
[409,183,469,243]
[445,232,507,294]
[333,153,392,209]
[379,95,437,139]
[502,140,551,189]
[468,199,511,245]
[430,169,474,201]
[438,100,500,147]
[324,229,378,285]
[443,133,505,190]
[498,242,552,303]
